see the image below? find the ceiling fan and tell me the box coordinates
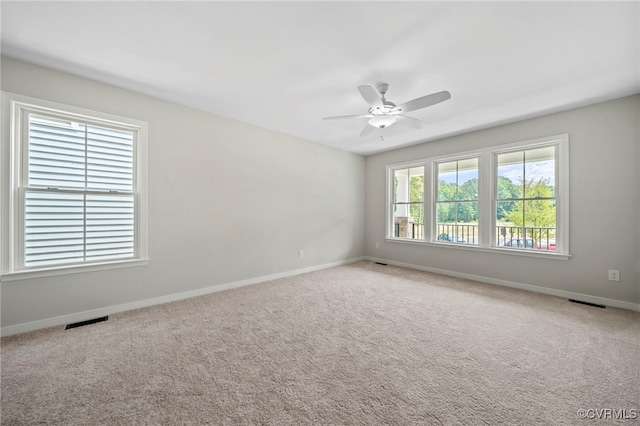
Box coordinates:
[323,83,451,137]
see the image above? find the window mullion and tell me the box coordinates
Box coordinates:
[480,152,492,248]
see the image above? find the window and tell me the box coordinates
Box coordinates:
[390,165,424,240]
[1,93,148,279]
[386,134,569,258]
[435,157,479,245]
[496,146,557,252]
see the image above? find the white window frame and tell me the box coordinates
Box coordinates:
[386,134,570,260]
[386,161,427,241]
[432,154,481,245]
[1,92,149,281]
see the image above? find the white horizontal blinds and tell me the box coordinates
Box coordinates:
[24,191,85,267]
[28,115,87,189]
[25,113,136,267]
[86,194,134,261]
[87,125,133,192]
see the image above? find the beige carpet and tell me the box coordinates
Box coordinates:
[1,261,639,425]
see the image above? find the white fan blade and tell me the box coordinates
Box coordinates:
[360,124,375,137]
[358,85,383,107]
[396,115,428,129]
[393,90,451,113]
[323,114,370,120]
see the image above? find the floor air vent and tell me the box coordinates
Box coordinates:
[65,316,108,330]
[569,299,605,309]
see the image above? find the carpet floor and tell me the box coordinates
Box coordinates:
[1,261,639,425]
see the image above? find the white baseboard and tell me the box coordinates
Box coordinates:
[1,257,366,337]
[365,256,640,312]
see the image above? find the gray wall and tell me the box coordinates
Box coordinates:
[2,57,638,334]
[1,57,366,329]
[365,95,639,306]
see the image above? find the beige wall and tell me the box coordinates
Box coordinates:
[365,95,639,307]
[1,57,366,331]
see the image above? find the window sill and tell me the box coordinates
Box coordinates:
[0,258,149,282]
[385,238,570,260]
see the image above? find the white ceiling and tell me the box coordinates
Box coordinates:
[2,1,639,156]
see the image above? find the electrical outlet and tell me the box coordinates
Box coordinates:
[608,270,620,282]
[298,249,304,258]
[375,242,380,249]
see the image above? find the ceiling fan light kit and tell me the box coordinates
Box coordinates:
[368,115,397,129]
[324,83,451,137]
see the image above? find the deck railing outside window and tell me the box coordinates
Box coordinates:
[393,223,556,251]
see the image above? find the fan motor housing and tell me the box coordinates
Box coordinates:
[370,102,396,116]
